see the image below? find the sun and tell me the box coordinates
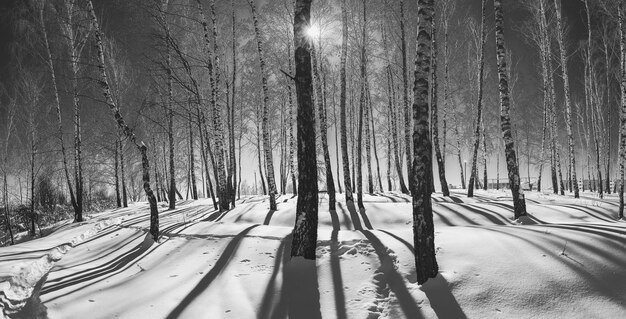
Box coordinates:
[306,24,321,39]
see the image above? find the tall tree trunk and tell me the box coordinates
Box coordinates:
[61,0,86,222]
[189,112,198,200]
[365,85,374,194]
[197,108,217,208]
[370,93,384,192]
[356,0,368,208]
[230,0,237,206]
[88,0,159,240]
[312,45,336,210]
[249,0,277,211]
[287,40,298,195]
[400,0,413,192]
[2,101,15,244]
[256,117,267,195]
[161,0,176,210]
[617,1,626,219]
[383,21,408,194]
[115,141,121,206]
[413,0,438,285]
[30,117,36,236]
[553,0,579,198]
[431,17,450,196]
[152,137,162,203]
[455,118,466,189]
[333,79,343,194]
[39,3,79,219]
[197,0,229,211]
[482,126,488,190]
[120,138,128,207]
[468,0,487,198]
[340,0,354,203]
[292,0,318,259]
[494,0,527,218]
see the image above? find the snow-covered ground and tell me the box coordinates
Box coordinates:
[1,190,625,318]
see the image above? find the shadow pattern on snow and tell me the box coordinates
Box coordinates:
[165,225,260,319]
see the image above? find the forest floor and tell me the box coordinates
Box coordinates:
[1,189,625,319]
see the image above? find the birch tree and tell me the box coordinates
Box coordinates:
[87,0,159,241]
[413,0,438,285]
[494,0,527,218]
[249,0,278,211]
[340,0,354,203]
[291,0,318,259]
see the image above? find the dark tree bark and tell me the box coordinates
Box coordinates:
[340,0,354,203]
[291,0,318,259]
[88,0,159,240]
[413,0,438,285]
[494,0,527,218]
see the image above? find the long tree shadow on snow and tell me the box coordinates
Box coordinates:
[165,224,260,319]
[474,225,626,305]
[258,234,323,319]
[41,233,158,302]
[360,230,425,318]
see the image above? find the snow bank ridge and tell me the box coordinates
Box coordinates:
[0,217,123,318]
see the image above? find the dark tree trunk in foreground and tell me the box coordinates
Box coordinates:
[553,0,579,198]
[431,16,450,197]
[468,0,487,198]
[413,0,438,285]
[494,0,527,219]
[88,0,159,240]
[340,0,354,203]
[291,0,318,259]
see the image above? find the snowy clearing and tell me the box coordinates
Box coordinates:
[1,190,625,319]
